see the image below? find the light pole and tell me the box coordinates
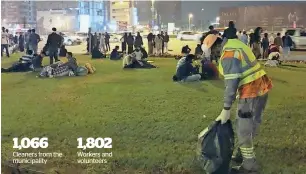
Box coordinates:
[188,13,193,31]
[151,0,155,29]
[201,8,204,31]
[216,16,220,28]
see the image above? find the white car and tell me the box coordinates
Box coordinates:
[109,34,120,43]
[63,36,81,46]
[177,31,201,41]
[281,28,306,49]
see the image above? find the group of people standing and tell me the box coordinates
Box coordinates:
[87,32,111,54]
[1,27,41,57]
[237,28,293,59]
[146,31,170,56]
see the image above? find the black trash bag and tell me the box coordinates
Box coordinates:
[197,120,234,174]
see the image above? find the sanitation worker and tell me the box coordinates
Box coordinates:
[215,35,273,173]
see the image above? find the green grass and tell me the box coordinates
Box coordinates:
[2,54,306,174]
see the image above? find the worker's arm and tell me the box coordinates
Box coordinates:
[221,57,242,110]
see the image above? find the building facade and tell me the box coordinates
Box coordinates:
[1,1,37,29]
[78,0,109,32]
[37,10,78,34]
[219,2,306,32]
[109,0,138,31]
[36,1,78,11]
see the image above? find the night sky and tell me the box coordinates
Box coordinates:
[181,1,297,23]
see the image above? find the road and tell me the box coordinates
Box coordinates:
[38,38,306,60]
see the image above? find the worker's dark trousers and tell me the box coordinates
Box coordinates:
[49,50,59,65]
[236,93,268,170]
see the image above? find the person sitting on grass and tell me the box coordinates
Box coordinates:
[32,51,47,71]
[59,45,67,57]
[173,54,201,82]
[175,45,191,60]
[200,58,219,80]
[140,46,148,59]
[132,47,143,61]
[92,46,105,59]
[1,50,36,73]
[123,53,156,69]
[110,46,123,60]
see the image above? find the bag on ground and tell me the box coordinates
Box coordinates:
[76,66,89,76]
[197,120,234,174]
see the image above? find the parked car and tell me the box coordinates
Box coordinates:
[177,31,201,41]
[63,35,82,46]
[109,34,120,43]
[281,28,306,49]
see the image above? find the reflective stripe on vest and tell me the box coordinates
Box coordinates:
[220,47,266,86]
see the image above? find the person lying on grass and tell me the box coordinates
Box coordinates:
[110,46,123,60]
[2,50,46,73]
[39,52,78,78]
[173,54,201,82]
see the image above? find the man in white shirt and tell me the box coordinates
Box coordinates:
[1,27,10,57]
[269,33,274,46]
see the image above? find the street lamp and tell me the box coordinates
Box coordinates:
[216,16,220,27]
[188,13,193,31]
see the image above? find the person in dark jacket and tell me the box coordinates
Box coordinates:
[164,32,170,53]
[147,32,154,55]
[59,45,67,57]
[175,54,201,82]
[32,51,46,71]
[182,45,191,55]
[18,33,25,52]
[92,46,105,59]
[222,21,237,39]
[252,27,263,59]
[127,33,134,54]
[261,33,269,59]
[120,33,127,53]
[274,32,283,48]
[134,32,143,48]
[46,27,62,64]
[161,31,165,54]
[105,32,110,51]
[110,46,123,60]
[195,44,203,59]
[282,32,293,59]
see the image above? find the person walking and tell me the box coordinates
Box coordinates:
[28,29,41,54]
[240,31,248,45]
[127,33,134,54]
[18,33,25,52]
[161,31,165,54]
[154,34,163,56]
[46,27,62,64]
[164,32,170,53]
[261,33,269,59]
[282,32,293,59]
[252,27,263,59]
[273,33,283,49]
[147,32,154,55]
[120,33,127,53]
[92,32,98,49]
[269,33,274,46]
[216,33,272,174]
[134,32,143,48]
[1,27,10,57]
[99,33,106,53]
[105,32,110,52]
[25,29,31,52]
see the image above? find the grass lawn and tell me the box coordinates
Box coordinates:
[2,54,306,174]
